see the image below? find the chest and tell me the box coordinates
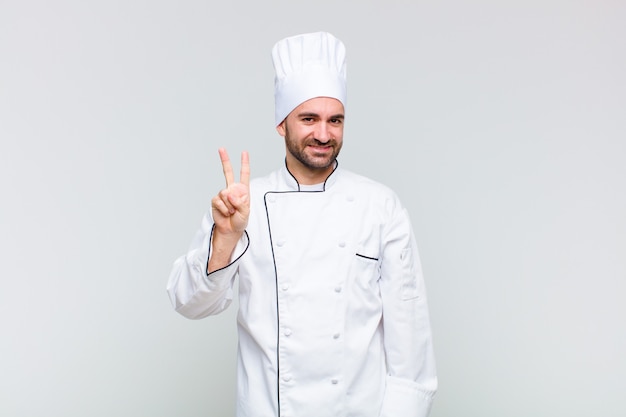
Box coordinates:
[242,190,383,293]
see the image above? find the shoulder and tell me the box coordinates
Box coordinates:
[249,168,281,193]
[336,168,397,198]
[335,168,405,214]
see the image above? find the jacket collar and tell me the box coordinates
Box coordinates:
[280,159,340,192]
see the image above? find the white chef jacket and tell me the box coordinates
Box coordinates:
[167,163,437,417]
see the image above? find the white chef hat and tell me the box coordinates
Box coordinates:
[272,31,347,126]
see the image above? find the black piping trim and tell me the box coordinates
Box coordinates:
[283,158,339,192]
[264,192,282,416]
[264,159,340,416]
[284,160,301,192]
[356,253,379,261]
[205,224,251,276]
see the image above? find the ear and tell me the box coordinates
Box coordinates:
[276,121,286,137]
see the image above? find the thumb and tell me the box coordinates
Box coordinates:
[228,192,250,212]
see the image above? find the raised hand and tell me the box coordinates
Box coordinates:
[212,148,250,236]
[208,148,250,273]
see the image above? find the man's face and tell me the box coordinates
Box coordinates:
[276,97,345,184]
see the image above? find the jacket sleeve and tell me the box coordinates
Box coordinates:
[378,197,437,417]
[166,211,249,320]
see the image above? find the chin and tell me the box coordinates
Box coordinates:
[308,158,336,170]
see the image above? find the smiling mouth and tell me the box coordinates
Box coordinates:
[308,144,332,152]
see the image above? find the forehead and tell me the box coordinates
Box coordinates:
[292,97,345,115]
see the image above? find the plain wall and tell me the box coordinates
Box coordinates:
[1,1,624,416]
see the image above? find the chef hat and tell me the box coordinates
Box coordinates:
[272,31,347,126]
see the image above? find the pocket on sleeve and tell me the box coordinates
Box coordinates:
[400,247,419,300]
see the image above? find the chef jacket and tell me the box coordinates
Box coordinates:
[167,163,437,417]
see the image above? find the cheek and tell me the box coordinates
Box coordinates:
[296,127,315,140]
[332,126,344,139]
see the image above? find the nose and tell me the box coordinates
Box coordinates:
[314,122,331,143]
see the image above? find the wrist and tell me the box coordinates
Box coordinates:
[212,226,244,244]
[208,227,244,273]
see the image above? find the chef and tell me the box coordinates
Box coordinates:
[167,31,437,417]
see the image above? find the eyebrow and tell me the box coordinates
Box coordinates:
[297,112,345,120]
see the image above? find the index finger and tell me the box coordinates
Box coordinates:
[218,148,235,187]
[240,151,250,186]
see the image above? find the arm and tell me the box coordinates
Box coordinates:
[379,198,437,417]
[166,149,250,319]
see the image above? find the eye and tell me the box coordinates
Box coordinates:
[330,118,343,125]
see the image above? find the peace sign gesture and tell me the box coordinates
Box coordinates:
[211,148,250,236]
[208,148,250,273]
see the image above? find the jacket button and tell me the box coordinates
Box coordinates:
[333,333,340,339]
[281,283,290,291]
[284,328,292,336]
[331,379,339,385]
[338,241,346,248]
[334,286,342,293]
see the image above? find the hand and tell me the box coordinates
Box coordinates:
[211,148,250,238]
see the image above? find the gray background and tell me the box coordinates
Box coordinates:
[1,1,624,416]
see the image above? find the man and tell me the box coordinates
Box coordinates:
[167,32,437,417]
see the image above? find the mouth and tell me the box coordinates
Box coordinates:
[307,144,333,153]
